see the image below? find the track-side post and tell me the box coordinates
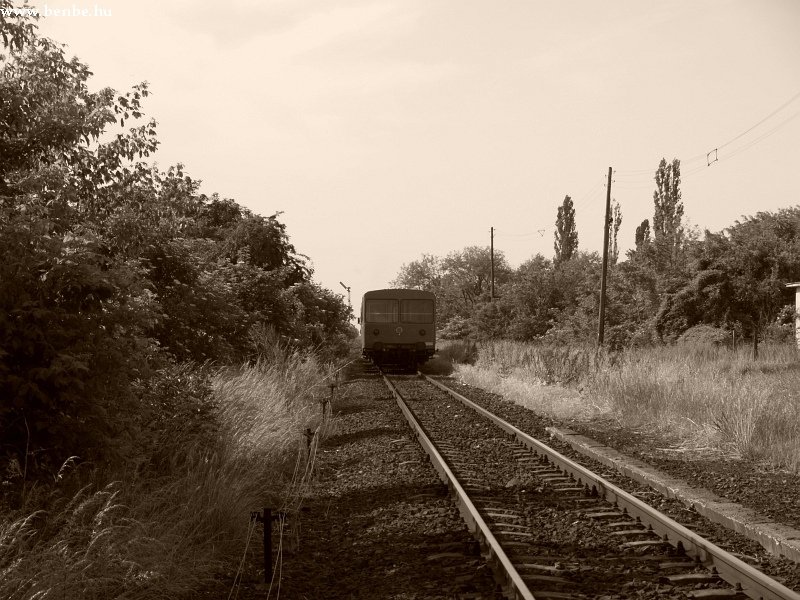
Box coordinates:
[251,508,274,584]
[263,507,272,583]
[304,428,316,454]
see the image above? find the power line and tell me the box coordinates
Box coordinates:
[494,229,545,238]
[615,89,800,178]
[717,90,800,151]
[722,108,800,161]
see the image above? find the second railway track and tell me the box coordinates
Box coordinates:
[381,370,800,600]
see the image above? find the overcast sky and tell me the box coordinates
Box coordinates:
[35,0,800,309]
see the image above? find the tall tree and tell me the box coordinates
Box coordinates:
[634,219,651,250]
[554,195,578,264]
[609,200,622,265]
[652,158,683,271]
[391,253,442,291]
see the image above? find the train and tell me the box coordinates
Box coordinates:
[359,288,436,367]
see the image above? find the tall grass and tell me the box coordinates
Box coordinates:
[589,344,800,467]
[454,340,609,420]
[0,349,339,599]
[452,339,800,470]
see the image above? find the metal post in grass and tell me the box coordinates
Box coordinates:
[251,508,273,584]
[304,427,315,452]
[328,383,337,417]
[264,507,272,584]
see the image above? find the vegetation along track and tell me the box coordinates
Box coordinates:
[381,370,800,600]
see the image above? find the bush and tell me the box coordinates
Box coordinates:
[0,341,337,599]
[678,324,730,347]
[475,339,605,385]
[440,339,478,363]
[131,362,219,473]
[439,316,471,340]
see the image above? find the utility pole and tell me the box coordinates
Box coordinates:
[490,226,495,301]
[598,167,612,346]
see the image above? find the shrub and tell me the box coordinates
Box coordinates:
[0,342,337,599]
[131,362,219,473]
[678,324,730,347]
[439,316,471,340]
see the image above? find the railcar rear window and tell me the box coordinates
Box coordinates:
[365,300,398,323]
[400,299,434,323]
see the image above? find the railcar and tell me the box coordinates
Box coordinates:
[360,289,436,367]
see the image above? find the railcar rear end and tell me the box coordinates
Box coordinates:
[360,289,436,367]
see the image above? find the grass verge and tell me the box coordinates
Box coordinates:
[449,339,800,470]
[0,349,342,599]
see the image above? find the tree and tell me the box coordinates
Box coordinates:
[503,255,558,339]
[471,301,511,340]
[634,219,650,250]
[0,17,355,482]
[221,213,309,283]
[656,208,800,357]
[391,247,510,328]
[391,254,442,291]
[609,200,622,265]
[0,14,161,470]
[543,252,603,341]
[554,195,578,264]
[652,158,683,272]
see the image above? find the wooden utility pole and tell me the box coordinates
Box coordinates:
[598,167,612,346]
[490,226,495,301]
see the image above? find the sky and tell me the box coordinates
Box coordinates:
[32,0,800,311]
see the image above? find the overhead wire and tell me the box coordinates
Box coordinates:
[722,108,800,161]
[716,90,800,151]
[615,89,800,180]
[490,174,605,243]
[490,89,799,250]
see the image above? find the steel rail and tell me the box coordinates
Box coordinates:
[423,373,800,600]
[381,372,536,600]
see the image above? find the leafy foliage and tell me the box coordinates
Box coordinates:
[609,200,622,265]
[392,157,799,357]
[658,208,800,354]
[0,18,353,486]
[652,158,684,273]
[554,195,578,264]
[634,218,650,250]
[392,246,510,326]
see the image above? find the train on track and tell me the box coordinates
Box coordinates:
[359,288,436,368]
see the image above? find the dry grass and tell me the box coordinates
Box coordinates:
[452,339,800,471]
[458,364,604,421]
[590,344,800,467]
[423,339,479,375]
[0,349,343,600]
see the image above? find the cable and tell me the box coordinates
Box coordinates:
[615,89,800,178]
[717,90,800,151]
[721,108,800,161]
[494,229,545,238]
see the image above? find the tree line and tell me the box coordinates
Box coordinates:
[0,10,353,486]
[393,158,800,354]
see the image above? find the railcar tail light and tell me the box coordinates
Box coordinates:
[419,329,426,336]
[372,328,380,336]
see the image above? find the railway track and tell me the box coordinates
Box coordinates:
[381,370,800,600]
